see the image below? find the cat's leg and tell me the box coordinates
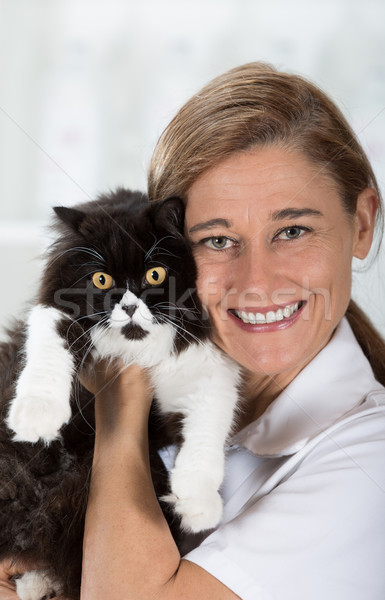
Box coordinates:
[157,345,241,533]
[7,305,75,443]
[15,569,62,600]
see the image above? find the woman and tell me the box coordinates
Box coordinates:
[3,62,385,599]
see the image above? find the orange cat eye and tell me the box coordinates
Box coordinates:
[92,272,115,290]
[145,267,167,286]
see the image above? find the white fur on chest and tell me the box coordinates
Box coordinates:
[152,341,240,414]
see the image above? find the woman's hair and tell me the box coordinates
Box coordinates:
[148,61,385,382]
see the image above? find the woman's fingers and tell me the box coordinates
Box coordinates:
[0,559,23,599]
[0,585,19,600]
[79,358,121,395]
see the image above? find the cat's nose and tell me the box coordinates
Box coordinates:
[121,304,137,318]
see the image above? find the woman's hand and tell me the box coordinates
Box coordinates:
[0,560,72,600]
[0,560,58,600]
[80,360,153,439]
[0,558,19,600]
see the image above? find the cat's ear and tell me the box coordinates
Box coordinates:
[151,197,185,234]
[53,206,86,232]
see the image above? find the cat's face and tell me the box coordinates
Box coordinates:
[41,190,209,361]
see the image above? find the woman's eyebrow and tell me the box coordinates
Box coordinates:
[188,218,232,233]
[271,207,323,221]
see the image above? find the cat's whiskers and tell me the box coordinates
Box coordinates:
[73,311,108,324]
[153,302,208,330]
[76,261,105,271]
[155,306,201,325]
[65,312,108,343]
[147,259,170,270]
[47,246,106,268]
[144,236,178,262]
[153,297,206,328]
[156,313,203,346]
[67,271,101,289]
[71,319,113,431]
[67,315,109,355]
[184,293,204,320]
[152,248,180,260]
[153,301,200,314]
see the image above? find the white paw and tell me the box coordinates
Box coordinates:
[15,570,61,600]
[7,393,71,443]
[162,470,223,533]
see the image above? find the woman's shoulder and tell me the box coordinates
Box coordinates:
[304,389,385,465]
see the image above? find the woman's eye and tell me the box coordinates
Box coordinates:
[204,236,233,250]
[276,226,308,240]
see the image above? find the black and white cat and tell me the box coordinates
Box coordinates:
[0,189,241,600]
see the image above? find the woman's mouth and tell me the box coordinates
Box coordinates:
[231,301,305,325]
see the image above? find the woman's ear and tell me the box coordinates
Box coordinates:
[353,187,378,259]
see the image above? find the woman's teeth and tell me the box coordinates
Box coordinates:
[234,302,301,324]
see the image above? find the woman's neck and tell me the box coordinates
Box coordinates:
[236,366,303,432]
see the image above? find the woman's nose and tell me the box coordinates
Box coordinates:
[229,242,286,304]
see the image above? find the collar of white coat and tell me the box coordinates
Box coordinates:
[229,317,384,457]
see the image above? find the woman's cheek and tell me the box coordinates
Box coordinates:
[195,258,230,309]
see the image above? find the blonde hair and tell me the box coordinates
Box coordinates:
[148,61,385,381]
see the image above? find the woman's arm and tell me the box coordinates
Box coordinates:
[80,364,240,600]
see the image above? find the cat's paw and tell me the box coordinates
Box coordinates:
[162,470,223,533]
[7,394,71,443]
[15,570,61,600]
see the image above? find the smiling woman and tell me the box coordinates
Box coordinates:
[183,146,375,383]
[61,63,385,600]
[149,62,385,382]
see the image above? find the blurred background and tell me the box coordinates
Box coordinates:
[0,0,384,337]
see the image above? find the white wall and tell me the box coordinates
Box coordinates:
[0,0,384,336]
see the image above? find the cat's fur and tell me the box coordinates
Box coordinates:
[0,189,240,600]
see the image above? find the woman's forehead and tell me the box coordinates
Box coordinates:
[185,147,340,225]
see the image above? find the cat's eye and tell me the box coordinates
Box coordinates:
[145,267,167,286]
[92,272,114,290]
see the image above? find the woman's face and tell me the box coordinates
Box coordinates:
[185,147,375,376]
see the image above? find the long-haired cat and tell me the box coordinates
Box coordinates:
[0,189,240,600]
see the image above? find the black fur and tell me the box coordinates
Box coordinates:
[0,189,209,598]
